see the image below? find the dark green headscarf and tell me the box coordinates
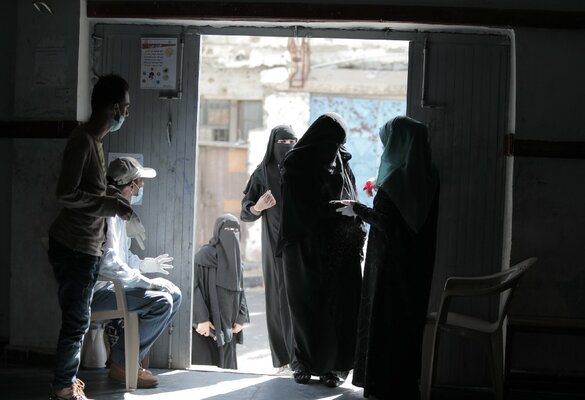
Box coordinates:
[376,116,439,232]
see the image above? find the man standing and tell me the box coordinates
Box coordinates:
[92,156,182,388]
[48,75,133,400]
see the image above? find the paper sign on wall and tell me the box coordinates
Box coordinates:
[140,37,178,90]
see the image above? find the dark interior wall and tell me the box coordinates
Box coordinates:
[87,0,585,12]
[7,0,81,351]
[0,0,17,341]
[13,1,80,120]
[0,0,16,119]
[511,28,585,320]
[0,140,13,341]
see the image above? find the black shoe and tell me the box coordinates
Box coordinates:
[319,372,341,388]
[293,370,311,384]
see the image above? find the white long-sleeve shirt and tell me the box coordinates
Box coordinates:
[95,215,152,291]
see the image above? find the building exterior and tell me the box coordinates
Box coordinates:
[197,35,408,262]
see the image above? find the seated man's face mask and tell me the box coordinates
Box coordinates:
[131,181,144,205]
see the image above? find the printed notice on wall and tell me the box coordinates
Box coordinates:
[140,37,178,90]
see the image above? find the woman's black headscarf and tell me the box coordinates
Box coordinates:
[194,214,243,291]
[282,112,348,173]
[280,112,357,243]
[260,125,297,169]
[376,116,439,232]
[254,125,296,205]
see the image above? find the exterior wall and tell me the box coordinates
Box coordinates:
[196,144,249,252]
[199,36,408,263]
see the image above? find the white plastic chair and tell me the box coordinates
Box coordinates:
[90,275,140,390]
[420,257,537,400]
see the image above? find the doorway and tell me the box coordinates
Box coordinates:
[194,34,409,374]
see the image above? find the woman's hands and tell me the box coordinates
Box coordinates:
[194,321,215,337]
[252,190,276,215]
[331,199,358,217]
[233,323,244,334]
[193,321,245,336]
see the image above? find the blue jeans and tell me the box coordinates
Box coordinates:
[92,282,182,365]
[48,237,101,390]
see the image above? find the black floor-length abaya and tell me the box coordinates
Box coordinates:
[241,125,296,368]
[279,113,365,377]
[350,116,440,399]
[352,189,439,398]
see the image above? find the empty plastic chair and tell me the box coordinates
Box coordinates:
[420,257,537,400]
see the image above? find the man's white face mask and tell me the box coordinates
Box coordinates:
[109,102,128,132]
[131,186,143,205]
[109,114,125,132]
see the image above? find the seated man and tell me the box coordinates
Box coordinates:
[92,156,182,388]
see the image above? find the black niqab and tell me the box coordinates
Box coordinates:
[194,214,242,291]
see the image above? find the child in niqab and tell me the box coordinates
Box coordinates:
[192,214,250,369]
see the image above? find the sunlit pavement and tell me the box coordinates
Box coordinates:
[235,286,280,375]
[177,284,365,399]
[116,285,365,399]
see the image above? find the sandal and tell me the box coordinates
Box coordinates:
[319,372,341,388]
[293,370,311,384]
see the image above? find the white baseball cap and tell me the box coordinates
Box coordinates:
[107,156,156,185]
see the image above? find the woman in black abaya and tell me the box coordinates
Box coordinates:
[192,214,250,369]
[279,112,366,387]
[240,125,297,369]
[337,116,440,399]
